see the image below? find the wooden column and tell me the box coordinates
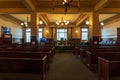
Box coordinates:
[117,28,120,46]
[30,12,39,45]
[89,12,101,47]
[53,27,57,40]
[67,27,72,39]
[71,27,73,38]
[50,27,53,38]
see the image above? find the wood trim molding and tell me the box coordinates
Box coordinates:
[0,14,23,26]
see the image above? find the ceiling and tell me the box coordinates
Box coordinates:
[0,0,120,26]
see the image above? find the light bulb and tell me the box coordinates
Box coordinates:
[85,21,89,25]
[100,22,104,26]
[39,20,43,24]
[21,23,24,26]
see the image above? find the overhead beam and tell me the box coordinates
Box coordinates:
[0,14,23,26]
[100,8,120,13]
[111,0,120,1]
[94,0,111,11]
[0,0,19,1]
[39,14,49,27]
[0,8,91,14]
[22,0,35,11]
[36,8,91,14]
[0,8,30,14]
[102,14,120,25]
[75,14,89,27]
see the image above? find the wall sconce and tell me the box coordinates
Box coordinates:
[39,17,43,25]
[39,20,43,25]
[85,20,90,25]
[100,22,104,26]
[100,22,104,29]
[75,30,78,33]
[46,30,49,33]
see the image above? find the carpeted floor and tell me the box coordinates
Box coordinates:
[46,52,97,80]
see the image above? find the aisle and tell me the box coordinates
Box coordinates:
[46,52,97,80]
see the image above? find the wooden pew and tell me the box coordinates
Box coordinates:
[0,56,47,80]
[74,46,91,56]
[0,46,54,63]
[85,52,120,69]
[78,47,107,60]
[0,51,52,71]
[98,57,120,80]
[80,48,120,63]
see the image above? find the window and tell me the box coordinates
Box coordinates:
[57,28,67,40]
[38,28,43,39]
[26,28,43,43]
[26,28,31,42]
[38,28,43,42]
[81,28,88,41]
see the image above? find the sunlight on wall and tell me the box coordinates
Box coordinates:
[101,21,120,38]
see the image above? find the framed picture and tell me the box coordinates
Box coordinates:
[1,26,11,34]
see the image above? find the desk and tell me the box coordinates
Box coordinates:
[55,40,68,46]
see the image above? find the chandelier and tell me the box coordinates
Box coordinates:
[56,17,69,27]
[21,16,29,27]
[21,17,43,27]
[52,0,80,14]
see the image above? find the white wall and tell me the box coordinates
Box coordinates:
[0,19,22,43]
[102,21,120,38]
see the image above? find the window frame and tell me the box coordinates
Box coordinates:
[26,28,31,42]
[57,28,67,41]
[81,27,89,42]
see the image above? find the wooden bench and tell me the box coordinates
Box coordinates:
[98,57,120,80]
[0,51,52,70]
[80,48,120,63]
[0,56,47,80]
[86,52,120,69]
[0,46,54,62]
[74,46,91,56]
[78,47,108,59]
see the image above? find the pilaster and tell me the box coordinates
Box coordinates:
[30,12,39,45]
[89,12,101,47]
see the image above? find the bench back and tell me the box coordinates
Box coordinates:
[98,57,120,80]
[87,52,120,64]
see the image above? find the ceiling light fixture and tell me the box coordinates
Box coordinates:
[52,0,80,14]
[56,17,69,27]
[21,17,44,27]
[21,16,29,27]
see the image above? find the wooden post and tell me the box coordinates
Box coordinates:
[89,12,101,47]
[30,12,39,45]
